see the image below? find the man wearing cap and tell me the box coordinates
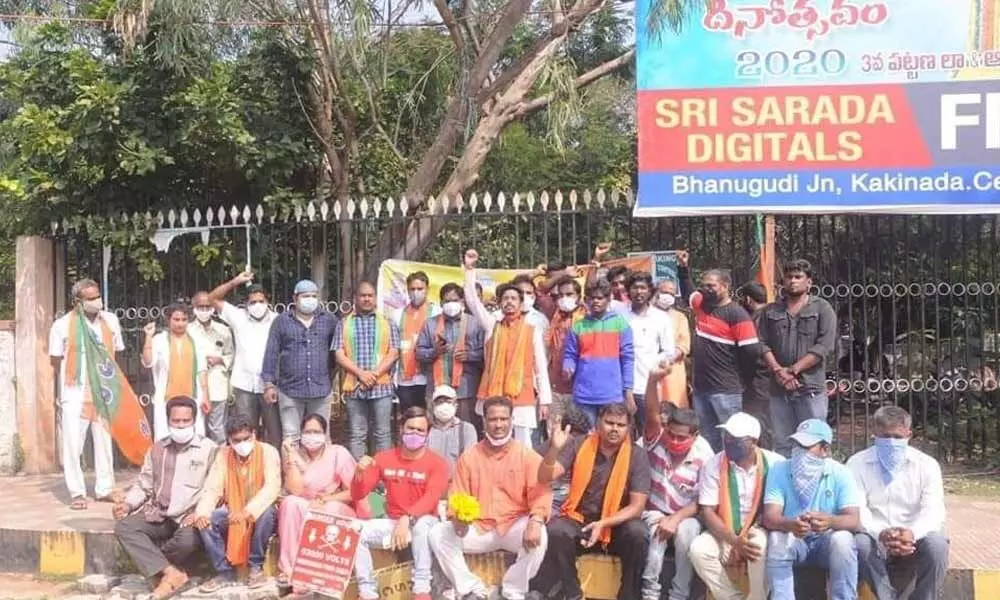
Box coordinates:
[334,280,401,459]
[763,419,862,600]
[427,384,478,475]
[847,406,948,600]
[689,412,785,600]
[261,279,339,444]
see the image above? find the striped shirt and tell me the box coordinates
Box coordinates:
[688,288,760,395]
[642,432,714,514]
[562,311,635,404]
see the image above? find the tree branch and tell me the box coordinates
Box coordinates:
[432,0,465,54]
[514,48,634,117]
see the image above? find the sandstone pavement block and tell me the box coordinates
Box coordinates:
[78,574,122,594]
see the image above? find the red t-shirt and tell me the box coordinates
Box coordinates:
[351,447,449,519]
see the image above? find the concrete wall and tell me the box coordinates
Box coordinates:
[0,321,18,474]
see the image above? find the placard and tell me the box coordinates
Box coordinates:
[290,512,363,597]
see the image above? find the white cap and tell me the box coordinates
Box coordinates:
[431,385,457,401]
[717,412,761,440]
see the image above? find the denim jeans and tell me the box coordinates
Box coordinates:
[199,505,277,574]
[766,530,857,600]
[575,402,602,428]
[770,391,828,457]
[232,388,282,448]
[345,395,393,460]
[692,392,743,451]
[641,511,702,600]
[278,391,331,443]
[856,532,949,600]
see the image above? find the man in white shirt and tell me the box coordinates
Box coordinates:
[208,270,280,447]
[49,278,125,510]
[847,406,948,600]
[690,412,784,600]
[188,291,234,443]
[625,272,675,435]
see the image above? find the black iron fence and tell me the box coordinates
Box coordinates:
[49,190,1000,464]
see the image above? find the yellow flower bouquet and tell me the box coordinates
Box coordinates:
[447,492,481,524]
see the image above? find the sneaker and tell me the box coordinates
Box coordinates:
[247,566,268,589]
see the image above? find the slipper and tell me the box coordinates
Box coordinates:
[94,495,116,503]
[70,496,88,510]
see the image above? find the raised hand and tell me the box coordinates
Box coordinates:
[463,249,479,270]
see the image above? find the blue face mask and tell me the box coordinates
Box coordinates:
[790,445,826,509]
[874,437,908,484]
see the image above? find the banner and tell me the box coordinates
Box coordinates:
[290,512,363,597]
[634,0,1000,216]
[377,260,530,313]
[626,251,678,284]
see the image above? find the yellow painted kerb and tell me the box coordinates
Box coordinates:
[39,530,86,576]
[973,570,1000,599]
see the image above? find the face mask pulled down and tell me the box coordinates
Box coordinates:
[487,429,514,447]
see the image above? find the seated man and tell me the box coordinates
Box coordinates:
[351,406,449,600]
[689,412,784,600]
[534,402,651,600]
[194,414,282,592]
[429,396,552,600]
[763,419,862,600]
[113,396,218,600]
[640,364,714,600]
[847,406,948,600]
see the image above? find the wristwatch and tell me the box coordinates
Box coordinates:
[530,515,546,524]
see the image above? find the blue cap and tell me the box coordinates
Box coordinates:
[789,418,833,447]
[294,279,319,295]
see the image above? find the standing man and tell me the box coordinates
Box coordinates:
[416,282,486,431]
[738,281,774,450]
[625,272,675,434]
[393,271,439,412]
[678,251,760,451]
[562,279,635,427]
[534,403,651,600]
[848,406,948,600]
[334,281,401,459]
[189,291,235,443]
[195,414,281,592]
[538,275,586,426]
[113,396,217,600]
[429,396,552,600]
[653,278,691,409]
[463,249,552,445]
[510,273,551,333]
[209,270,281,448]
[763,419,861,600]
[49,278,126,510]
[757,260,837,457]
[261,279,339,444]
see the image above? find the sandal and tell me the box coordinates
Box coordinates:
[150,567,188,600]
[276,572,290,586]
[69,496,88,510]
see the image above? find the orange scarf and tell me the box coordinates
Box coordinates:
[400,303,431,380]
[718,449,768,536]
[562,433,631,545]
[65,312,116,422]
[165,334,197,400]
[432,314,467,388]
[478,315,533,403]
[224,444,265,566]
[547,307,585,378]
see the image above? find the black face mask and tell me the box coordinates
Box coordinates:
[701,288,719,304]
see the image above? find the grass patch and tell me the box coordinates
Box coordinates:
[944,471,1000,497]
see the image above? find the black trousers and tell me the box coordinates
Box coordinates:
[532,516,648,600]
[231,388,282,448]
[114,514,203,578]
[396,384,427,412]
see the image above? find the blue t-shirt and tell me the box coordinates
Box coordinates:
[764,458,863,518]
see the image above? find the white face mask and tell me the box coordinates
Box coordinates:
[247,302,268,320]
[557,297,578,313]
[169,426,195,445]
[409,290,427,306]
[442,301,463,318]
[297,296,319,315]
[488,309,503,321]
[232,439,255,457]
[300,432,326,451]
[656,293,676,310]
[433,402,457,423]
[521,295,536,311]
[82,298,103,315]
[487,429,513,447]
[194,308,214,323]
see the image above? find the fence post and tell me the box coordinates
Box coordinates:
[14,235,57,474]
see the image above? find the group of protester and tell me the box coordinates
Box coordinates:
[47,245,949,600]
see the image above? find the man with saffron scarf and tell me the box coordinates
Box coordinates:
[847,406,948,600]
[334,280,401,459]
[350,407,449,600]
[762,419,862,600]
[429,396,552,600]
[536,275,586,426]
[534,402,651,600]
[416,282,486,432]
[689,412,784,600]
[142,304,208,442]
[49,278,131,510]
[463,249,552,445]
[391,271,439,412]
[194,414,281,592]
[638,364,713,600]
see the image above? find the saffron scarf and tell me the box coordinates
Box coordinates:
[479,314,532,400]
[400,303,431,380]
[547,307,585,378]
[433,314,467,388]
[224,443,265,566]
[165,333,199,400]
[718,449,769,536]
[562,433,631,546]
[342,313,392,392]
[65,306,151,465]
